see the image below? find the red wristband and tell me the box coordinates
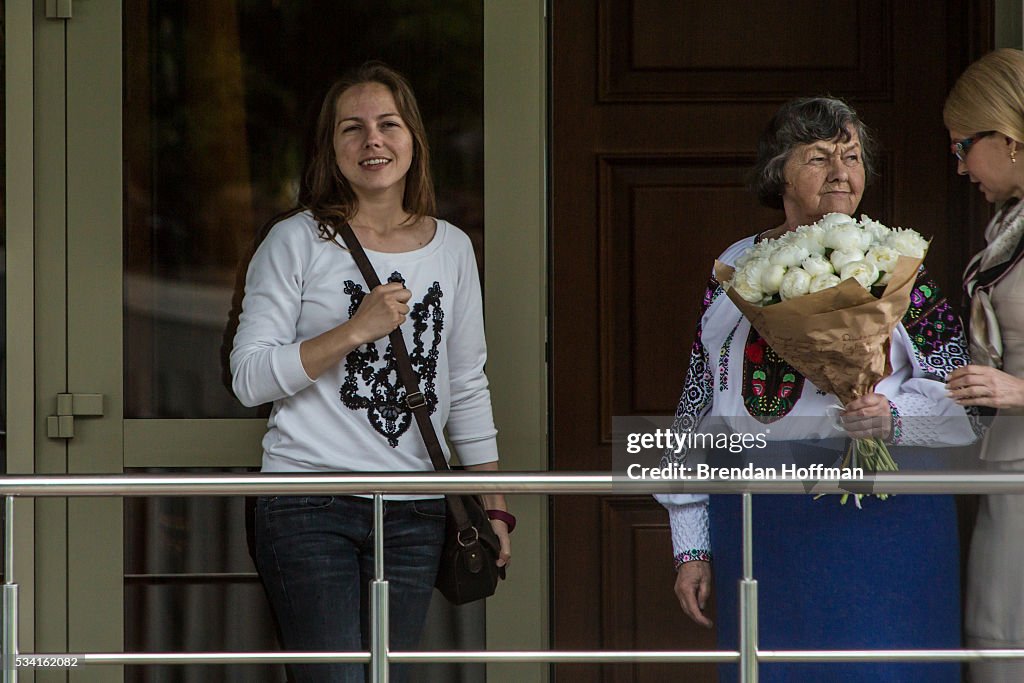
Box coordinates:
[486,509,516,534]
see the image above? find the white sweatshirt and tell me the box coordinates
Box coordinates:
[230,211,498,485]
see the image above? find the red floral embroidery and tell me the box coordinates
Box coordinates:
[743,327,805,420]
[745,337,767,364]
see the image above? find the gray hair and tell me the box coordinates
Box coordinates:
[749,96,877,210]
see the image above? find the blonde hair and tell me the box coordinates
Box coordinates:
[944,48,1024,141]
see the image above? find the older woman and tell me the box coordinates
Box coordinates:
[657,96,976,682]
[944,48,1024,683]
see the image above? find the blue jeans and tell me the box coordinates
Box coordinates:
[254,495,446,683]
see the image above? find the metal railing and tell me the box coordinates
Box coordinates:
[5,471,1024,682]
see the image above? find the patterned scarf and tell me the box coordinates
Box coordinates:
[963,198,1024,368]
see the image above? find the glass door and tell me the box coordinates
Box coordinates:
[35,2,488,681]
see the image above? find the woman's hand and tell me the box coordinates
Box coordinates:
[299,282,411,380]
[947,364,1024,410]
[674,560,713,628]
[487,516,512,569]
[347,282,412,345]
[464,461,512,569]
[840,393,892,439]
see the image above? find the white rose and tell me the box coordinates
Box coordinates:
[736,257,769,287]
[773,230,796,246]
[769,243,810,268]
[859,214,892,244]
[830,248,865,271]
[886,228,929,259]
[789,224,827,255]
[749,243,776,267]
[730,257,768,301]
[840,260,881,290]
[731,275,764,303]
[859,228,875,251]
[865,245,901,281]
[761,263,786,295]
[800,253,834,277]
[818,213,856,230]
[808,272,841,293]
[779,268,812,300]
[824,223,867,252]
[737,240,770,266]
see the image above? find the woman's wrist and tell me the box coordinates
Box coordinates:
[886,399,902,445]
[334,319,370,351]
[300,323,366,380]
[487,509,516,533]
[1012,374,1024,409]
[673,549,712,569]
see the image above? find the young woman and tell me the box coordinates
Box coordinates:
[231,62,511,683]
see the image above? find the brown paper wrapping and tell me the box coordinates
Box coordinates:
[715,255,923,405]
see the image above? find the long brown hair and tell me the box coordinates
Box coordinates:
[221,63,436,391]
[304,61,437,241]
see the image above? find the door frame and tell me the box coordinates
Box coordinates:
[11,1,549,682]
[7,0,38,671]
[482,2,549,681]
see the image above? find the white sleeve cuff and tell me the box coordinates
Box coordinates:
[661,499,710,566]
[273,342,316,397]
[451,436,499,466]
[888,378,977,447]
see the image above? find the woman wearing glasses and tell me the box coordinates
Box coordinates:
[944,48,1024,683]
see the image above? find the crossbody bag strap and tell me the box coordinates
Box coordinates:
[338,222,474,525]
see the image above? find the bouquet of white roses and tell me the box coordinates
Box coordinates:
[718,213,929,505]
[729,212,928,305]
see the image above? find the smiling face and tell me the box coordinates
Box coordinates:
[333,82,415,202]
[948,129,1024,204]
[780,127,865,227]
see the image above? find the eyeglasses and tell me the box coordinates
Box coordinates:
[951,131,994,162]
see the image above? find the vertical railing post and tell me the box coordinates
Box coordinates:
[739,492,758,683]
[369,494,389,682]
[3,496,19,682]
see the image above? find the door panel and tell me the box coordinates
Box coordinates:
[551,2,993,680]
[123,421,266,468]
[65,1,125,679]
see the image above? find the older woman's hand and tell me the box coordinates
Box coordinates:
[947,364,1024,410]
[840,393,893,440]
[674,561,713,628]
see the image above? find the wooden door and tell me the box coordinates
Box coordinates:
[550,2,993,681]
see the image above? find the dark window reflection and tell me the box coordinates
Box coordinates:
[124,469,284,682]
[124,469,485,683]
[124,0,484,419]
[122,3,484,680]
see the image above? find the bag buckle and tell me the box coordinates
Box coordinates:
[457,526,480,547]
[406,391,426,409]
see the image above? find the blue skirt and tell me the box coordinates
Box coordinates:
[710,493,961,682]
